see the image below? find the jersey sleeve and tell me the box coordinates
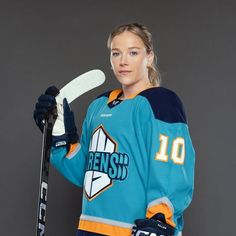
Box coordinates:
[50,109,90,187]
[138,88,195,231]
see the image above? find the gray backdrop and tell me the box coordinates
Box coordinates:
[0,0,235,235]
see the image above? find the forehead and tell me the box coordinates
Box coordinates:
[110,31,145,50]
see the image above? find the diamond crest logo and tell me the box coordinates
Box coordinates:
[84,125,129,200]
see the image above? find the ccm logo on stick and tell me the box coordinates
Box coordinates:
[38,181,48,235]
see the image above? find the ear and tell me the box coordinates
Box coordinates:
[147,51,154,67]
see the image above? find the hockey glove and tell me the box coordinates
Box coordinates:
[33,86,79,150]
[33,86,59,132]
[132,213,175,236]
[51,97,79,150]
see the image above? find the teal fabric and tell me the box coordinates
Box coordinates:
[50,87,195,235]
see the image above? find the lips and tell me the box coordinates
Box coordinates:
[118,70,132,75]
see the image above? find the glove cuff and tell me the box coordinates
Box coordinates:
[52,133,79,151]
[133,218,175,236]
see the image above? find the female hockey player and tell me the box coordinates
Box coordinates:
[34,23,195,236]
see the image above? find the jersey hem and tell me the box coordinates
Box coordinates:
[78,214,133,236]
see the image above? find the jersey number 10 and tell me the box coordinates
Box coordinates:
[155,134,185,165]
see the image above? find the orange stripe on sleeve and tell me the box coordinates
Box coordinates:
[78,219,132,236]
[146,203,176,228]
[66,143,79,157]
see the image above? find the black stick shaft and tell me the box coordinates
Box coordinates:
[36,119,53,236]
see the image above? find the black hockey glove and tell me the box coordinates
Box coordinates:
[33,86,79,151]
[33,86,59,132]
[51,97,79,149]
[132,213,175,236]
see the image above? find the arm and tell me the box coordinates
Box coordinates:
[145,117,195,232]
[50,117,89,187]
[134,88,195,235]
[33,86,89,187]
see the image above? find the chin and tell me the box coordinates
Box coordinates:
[116,76,134,85]
[119,80,135,87]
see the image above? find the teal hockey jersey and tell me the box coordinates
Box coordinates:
[50,87,195,236]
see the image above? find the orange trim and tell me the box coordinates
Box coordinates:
[78,219,132,236]
[108,86,155,103]
[108,89,123,103]
[146,203,176,228]
[66,143,79,157]
[107,89,139,103]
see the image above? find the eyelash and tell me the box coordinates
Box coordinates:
[111,51,138,57]
[112,52,120,57]
[130,51,138,56]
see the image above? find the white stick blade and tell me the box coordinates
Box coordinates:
[58,69,105,104]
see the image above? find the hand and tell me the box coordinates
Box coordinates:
[33,86,79,150]
[52,98,79,150]
[33,86,59,132]
[132,213,175,236]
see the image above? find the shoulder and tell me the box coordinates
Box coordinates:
[138,87,187,124]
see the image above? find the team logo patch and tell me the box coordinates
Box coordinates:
[84,125,129,200]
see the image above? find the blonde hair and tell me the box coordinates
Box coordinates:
[107,23,161,86]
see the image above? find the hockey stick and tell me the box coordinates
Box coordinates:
[36,69,105,236]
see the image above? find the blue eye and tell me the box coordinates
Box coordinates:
[130,51,138,56]
[112,52,120,57]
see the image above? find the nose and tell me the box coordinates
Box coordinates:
[120,54,128,66]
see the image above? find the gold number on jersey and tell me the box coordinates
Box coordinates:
[155,134,185,165]
[171,137,185,164]
[155,134,168,162]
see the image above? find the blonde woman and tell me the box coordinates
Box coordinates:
[34,23,195,236]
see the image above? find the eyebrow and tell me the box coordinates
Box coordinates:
[111,47,141,51]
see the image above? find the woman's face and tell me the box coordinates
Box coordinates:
[110,31,154,89]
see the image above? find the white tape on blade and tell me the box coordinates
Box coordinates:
[58,69,105,104]
[53,70,105,136]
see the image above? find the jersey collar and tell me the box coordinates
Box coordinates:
[107,89,143,104]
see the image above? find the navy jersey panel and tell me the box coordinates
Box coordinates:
[139,87,187,124]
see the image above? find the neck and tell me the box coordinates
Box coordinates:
[121,80,153,99]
